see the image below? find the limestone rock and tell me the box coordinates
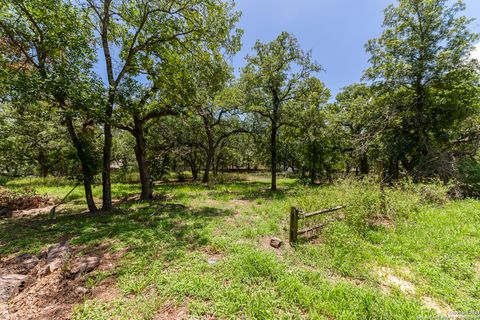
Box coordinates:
[68,256,100,279]
[13,254,39,274]
[0,274,28,302]
[74,286,89,296]
[39,259,63,277]
[46,242,72,263]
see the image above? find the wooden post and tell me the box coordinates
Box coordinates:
[289,207,299,244]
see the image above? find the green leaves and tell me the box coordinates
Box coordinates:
[363,0,480,181]
[240,32,326,126]
[365,0,479,87]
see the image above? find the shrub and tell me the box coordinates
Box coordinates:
[335,178,421,229]
[291,177,425,231]
[0,176,8,186]
[458,158,480,198]
[176,171,188,182]
[399,178,450,205]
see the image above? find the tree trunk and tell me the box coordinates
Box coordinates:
[200,113,215,184]
[309,151,317,184]
[187,152,198,181]
[83,176,96,212]
[101,3,115,211]
[38,152,48,178]
[214,154,221,176]
[40,166,48,178]
[359,154,369,175]
[326,166,332,184]
[102,98,113,210]
[65,116,98,213]
[191,165,198,181]
[203,135,214,183]
[132,116,153,200]
[383,157,399,183]
[271,123,278,191]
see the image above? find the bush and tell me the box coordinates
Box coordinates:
[291,177,426,231]
[176,171,189,182]
[399,178,450,205]
[335,178,421,229]
[458,158,480,198]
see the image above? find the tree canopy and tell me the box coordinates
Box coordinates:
[1,0,480,209]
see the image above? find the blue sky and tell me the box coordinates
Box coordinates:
[232,0,480,97]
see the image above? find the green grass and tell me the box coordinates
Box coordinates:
[1,175,479,319]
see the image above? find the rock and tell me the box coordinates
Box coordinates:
[13,254,39,274]
[270,237,283,249]
[0,274,28,302]
[38,242,72,277]
[74,286,89,296]
[68,256,100,279]
[207,258,218,265]
[47,242,72,263]
[39,259,63,277]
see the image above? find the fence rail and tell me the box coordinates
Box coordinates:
[289,205,345,243]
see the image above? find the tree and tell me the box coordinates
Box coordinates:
[173,116,205,181]
[240,32,325,190]
[86,0,241,204]
[115,77,178,200]
[365,0,480,181]
[332,84,379,176]
[190,65,249,183]
[0,103,71,178]
[0,0,102,212]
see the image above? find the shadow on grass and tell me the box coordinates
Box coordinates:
[0,199,234,257]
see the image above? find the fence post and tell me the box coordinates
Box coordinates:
[289,207,299,243]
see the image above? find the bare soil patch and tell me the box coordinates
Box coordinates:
[153,301,189,320]
[0,242,126,320]
[421,296,452,316]
[367,215,395,228]
[376,267,415,294]
[375,266,451,316]
[259,236,290,258]
[475,260,480,276]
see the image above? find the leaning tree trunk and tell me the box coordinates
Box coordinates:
[65,116,98,213]
[132,116,153,200]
